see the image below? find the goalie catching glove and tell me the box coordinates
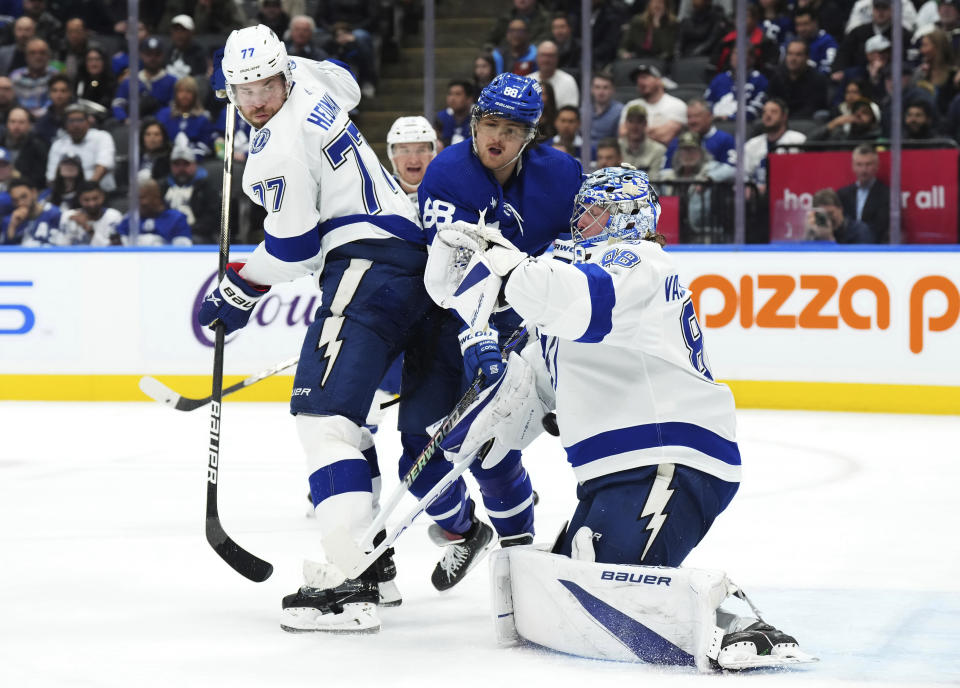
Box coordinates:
[197,262,270,334]
[439,351,550,470]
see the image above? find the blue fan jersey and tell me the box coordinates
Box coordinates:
[418,140,584,256]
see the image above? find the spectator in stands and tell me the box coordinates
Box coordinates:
[473,53,497,91]
[112,37,178,123]
[590,71,624,141]
[33,75,71,146]
[846,0,917,35]
[826,81,882,136]
[838,144,889,242]
[552,105,590,158]
[549,14,580,71]
[58,180,122,246]
[794,0,847,43]
[11,38,59,118]
[793,6,838,75]
[590,0,628,68]
[1,177,61,246]
[75,47,116,114]
[803,205,838,242]
[20,0,61,52]
[489,0,552,47]
[155,77,216,159]
[619,64,687,144]
[744,98,806,192]
[538,80,558,140]
[493,18,538,76]
[162,137,218,244]
[945,92,960,142]
[905,100,939,139]
[48,154,84,212]
[257,0,291,42]
[109,21,148,79]
[832,0,912,83]
[0,77,19,124]
[932,0,960,56]
[678,0,728,58]
[618,104,667,174]
[619,0,679,65]
[657,131,734,242]
[139,119,172,182]
[286,15,329,61]
[758,0,793,47]
[811,97,883,140]
[1,106,48,188]
[663,97,735,170]
[0,16,36,75]
[712,3,779,75]
[705,46,769,122]
[767,39,830,118]
[914,28,960,117]
[314,0,380,36]
[59,18,89,81]
[166,14,208,80]
[46,104,116,192]
[327,21,377,98]
[160,0,246,34]
[0,147,14,211]
[878,63,937,134]
[595,138,622,168]
[808,188,875,243]
[436,80,474,147]
[117,178,192,246]
[529,40,578,108]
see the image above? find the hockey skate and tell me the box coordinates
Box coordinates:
[714,621,818,670]
[371,530,402,607]
[499,533,533,547]
[428,503,495,591]
[280,570,380,634]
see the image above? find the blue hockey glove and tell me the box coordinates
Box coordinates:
[459,326,504,387]
[210,48,226,98]
[197,263,269,334]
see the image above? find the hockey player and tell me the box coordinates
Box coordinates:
[411,72,583,591]
[386,115,437,207]
[428,166,813,670]
[197,25,437,634]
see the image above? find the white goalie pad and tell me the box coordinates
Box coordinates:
[489,548,733,672]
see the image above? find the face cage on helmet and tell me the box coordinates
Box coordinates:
[570,196,656,246]
[469,109,537,172]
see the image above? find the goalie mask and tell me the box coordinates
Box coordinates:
[570,166,661,248]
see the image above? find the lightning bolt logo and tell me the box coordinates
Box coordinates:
[314,259,372,388]
[638,464,676,561]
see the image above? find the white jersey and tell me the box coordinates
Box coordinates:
[239,57,421,286]
[58,207,123,246]
[505,239,741,484]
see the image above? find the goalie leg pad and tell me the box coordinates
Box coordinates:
[497,547,733,672]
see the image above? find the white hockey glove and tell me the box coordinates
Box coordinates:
[474,227,529,278]
[439,352,549,470]
[424,226,501,331]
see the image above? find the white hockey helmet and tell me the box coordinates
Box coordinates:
[221,24,294,105]
[387,116,437,159]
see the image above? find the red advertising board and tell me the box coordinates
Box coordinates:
[768,149,958,243]
[657,195,680,244]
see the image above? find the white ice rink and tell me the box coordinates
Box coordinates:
[2,401,959,688]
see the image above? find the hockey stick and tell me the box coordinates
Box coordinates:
[205,102,273,583]
[323,326,528,579]
[139,355,300,411]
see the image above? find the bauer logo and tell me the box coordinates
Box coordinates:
[600,571,672,585]
[192,271,319,348]
[250,128,271,154]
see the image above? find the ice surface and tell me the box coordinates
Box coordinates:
[2,402,958,687]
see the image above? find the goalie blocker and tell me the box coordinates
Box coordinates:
[490,546,817,672]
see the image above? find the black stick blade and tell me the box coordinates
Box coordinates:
[205,518,274,582]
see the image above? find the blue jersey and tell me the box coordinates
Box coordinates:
[704,70,769,121]
[1,203,61,245]
[436,108,471,146]
[117,207,192,245]
[663,126,736,170]
[155,107,217,157]
[418,140,583,256]
[112,71,178,121]
[808,30,838,75]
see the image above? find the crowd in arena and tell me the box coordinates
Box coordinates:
[0,0,957,246]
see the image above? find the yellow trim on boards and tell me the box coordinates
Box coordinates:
[0,375,958,415]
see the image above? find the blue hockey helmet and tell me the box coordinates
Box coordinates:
[473,73,543,129]
[570,166,661,247]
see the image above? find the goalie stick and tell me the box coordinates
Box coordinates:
[205,102,273,583]
[323,326,528,580]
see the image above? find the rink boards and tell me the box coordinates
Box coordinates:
[1,245,958,413]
